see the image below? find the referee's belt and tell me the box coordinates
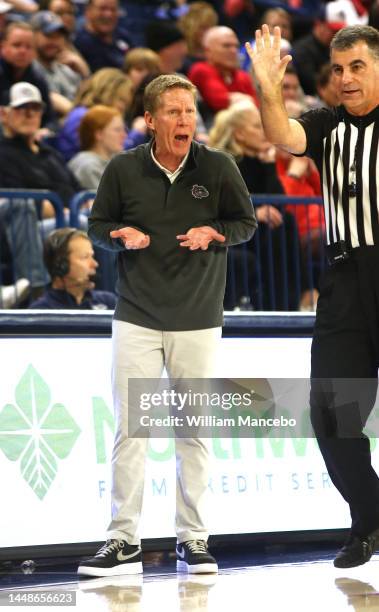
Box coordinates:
[326,242,379,265]
[326,241,350,265]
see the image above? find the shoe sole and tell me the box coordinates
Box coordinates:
[77,561,143,577]
[78,575,143,590]
[176,560,218,574]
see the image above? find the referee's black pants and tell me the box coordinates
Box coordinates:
[311,246,379,538]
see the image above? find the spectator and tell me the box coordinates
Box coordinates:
[315,62,340,108]
[281,65,319,110]
[31,11,82,117]
[240,7,293,71]
[74,0,132,72]
[40,0,76,32]
[282,64,302,101]
[38,0,90,78]
[188,26,258,125]
[29,228,116,309]
[177,1,219,74]
[68,105,126,189]
[0,21,56,132]
[145,20,188,74]
[276,99,325,309]
[0,82,80,220]
[262,7,293,42]
[55,67,136,161]
[123,47,161,89]
[276,144,324,309]
[291,14,346,95]
[209,99,306,310]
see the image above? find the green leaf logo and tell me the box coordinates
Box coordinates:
[0,365,81,500]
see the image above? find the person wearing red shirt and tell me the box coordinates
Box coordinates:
[277,152,324,241]
[188,26,258,124]
[276,150,325,310]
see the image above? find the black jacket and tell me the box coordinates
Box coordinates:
[29,287,116,310]
[292,33,330,96]
[0,135,81,208]
[88,140,257,330]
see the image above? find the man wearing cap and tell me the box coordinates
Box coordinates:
[74,0,132,72]
[0,21,56,132]
[0,81,80,218]
[32,11,81,116]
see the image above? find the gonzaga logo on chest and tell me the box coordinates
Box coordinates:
[191,184,209,199]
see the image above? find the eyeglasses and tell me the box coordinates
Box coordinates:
[13,103,43,112]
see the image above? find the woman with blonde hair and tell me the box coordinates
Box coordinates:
[68,105,126,190]
[56,68,140,161]
[123,47,162,89]
[209,100,284,204]
[209,100,306,311]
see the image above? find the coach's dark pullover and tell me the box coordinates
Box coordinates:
[88,140,256,331]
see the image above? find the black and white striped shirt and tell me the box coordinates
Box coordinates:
[298,105,379,250]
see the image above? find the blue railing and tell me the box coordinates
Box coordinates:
[227,195,325,311]
[0,189,65,227]
[69,190,96,228]
[0,190,326,311]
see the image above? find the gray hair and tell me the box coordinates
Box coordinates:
[331,25,379,61]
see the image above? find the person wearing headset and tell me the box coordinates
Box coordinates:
[28,227,116,309]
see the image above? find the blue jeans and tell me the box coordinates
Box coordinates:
[0,199,47,287]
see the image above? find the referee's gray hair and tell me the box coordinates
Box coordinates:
[331,25,379,61]
[143,74,197,115]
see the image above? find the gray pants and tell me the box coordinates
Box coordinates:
[108,320,221,545]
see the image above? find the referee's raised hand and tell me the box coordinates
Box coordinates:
[245,25,292,94]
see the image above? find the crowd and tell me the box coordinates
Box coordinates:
[0,0,375,310]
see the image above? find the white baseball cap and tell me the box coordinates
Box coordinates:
[0,1,11,13]
[8,82,44,108]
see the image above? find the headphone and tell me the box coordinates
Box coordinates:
[44,228,86,279]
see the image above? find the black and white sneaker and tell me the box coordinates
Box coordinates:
[176,540,218,574]
[78,539,142,577]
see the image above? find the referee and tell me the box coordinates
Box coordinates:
[247,23,379,568]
